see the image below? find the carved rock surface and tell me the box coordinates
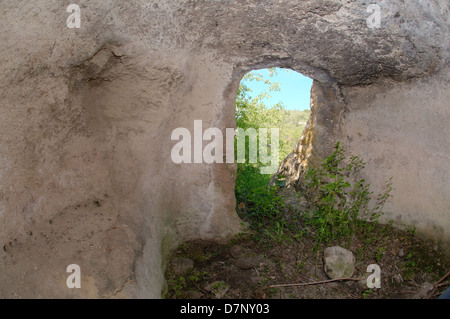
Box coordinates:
[0,0,448,298]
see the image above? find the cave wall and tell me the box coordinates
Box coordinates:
[275,71,450,243]
[340,69,450,240]
[0,0,448,298]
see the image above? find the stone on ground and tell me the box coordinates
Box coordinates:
[323,246,355,280]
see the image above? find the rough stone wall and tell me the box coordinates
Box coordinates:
[274,72,450,242]
[272,80,344,188]
[0,0,448,298]
[340,70,450,240]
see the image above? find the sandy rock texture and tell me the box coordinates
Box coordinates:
[0,0,448,298]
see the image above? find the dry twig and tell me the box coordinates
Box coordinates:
[267,277,361,289]
[426,271,450,299]
[433,271,450,288]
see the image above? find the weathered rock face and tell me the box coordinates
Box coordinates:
[272,80,343,187]
[0,0,448,298]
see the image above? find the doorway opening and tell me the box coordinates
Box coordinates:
[234,67,313,220]
[165,68,449,300]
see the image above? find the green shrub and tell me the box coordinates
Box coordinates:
[302,142,393,244]
[235,162,285,223]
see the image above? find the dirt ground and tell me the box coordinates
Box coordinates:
[165,219,449,299]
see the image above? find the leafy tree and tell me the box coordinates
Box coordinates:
[234,70,286,227]
[234,69,312,231]
[235,69,284,131]
[236,69,311,162]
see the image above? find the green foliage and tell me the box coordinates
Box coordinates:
[167,270,208,298]
[375,247,386,262]
[401,252,417,280]
[234,71,287,231]
[263,220,292,244]
[407,227,417,236]
[235,70,394,251]
[235,70,284,131]
[362,288,374,299]
[235,163,285,222]
[303,142,393,245]
[278,109,310,159]
[169,275,187,298]
[236,70,310,160]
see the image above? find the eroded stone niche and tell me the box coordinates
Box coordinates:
[0,0,448,298]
